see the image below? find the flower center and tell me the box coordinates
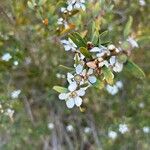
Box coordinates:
[70,91,77,98]
[74,75,82,83]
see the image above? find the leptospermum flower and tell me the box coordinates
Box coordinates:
[57,18,69,29]
[109,56,123,72]
[1,53,12,61]
[61,38,77,52]
[58,87,86,108]
[67,0,86,11]
[67,64,97,86]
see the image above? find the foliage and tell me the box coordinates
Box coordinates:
[0,0,149,150]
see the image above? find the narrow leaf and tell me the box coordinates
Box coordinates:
[124,16,133,38]
[79,47,92,59]
[59,65,74,71]
[102,66,114,85]
[99,30,110,45]
[125,60,145,79]
[53,86,68,93]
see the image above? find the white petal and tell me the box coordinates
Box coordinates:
[74,97,82,106]
[76,64,83,74]
[67,4,73,11]
[74,3,81,9]
[67,73,74,79]
[110,56,116,65]
[90,47,100,52]
[113,62,123,72]
[77,89,85,96]
[116,81,123,89]
[61,39,69,44]
[81,69,87,76]
[88,76,97,84]
[68,82,77,91]
[59,93,68,100]
[66,98,75,108]
[87,68,93,75]
[64,45,71,51]
[81,4,86,11]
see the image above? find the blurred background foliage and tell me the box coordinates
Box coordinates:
[0,0,149,150]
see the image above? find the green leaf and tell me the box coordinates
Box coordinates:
[99,30,110,45]
[27,1,34,10]
[93,79,104,89]
[125,60,145,79]
[59,65,74,71]
[68,32,86,48]
[102,66,114,85]
[72,32,87,47]
[38,0,47,5]
[123,16,133,38]
[53,86,68,93]
[79,47,92,59]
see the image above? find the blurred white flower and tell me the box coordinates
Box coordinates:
[106,85,118,95]
[84,127,91,134]
[5,108,14,118]
[143,126,150,133]
[2,53,12,61]
[56,73,65,79]
[48,123,54,130]
[57,18,69,28]
[139,102,145,108]
[108,131,118,139]
[66,125,74,132]
[139,0,146,6]
[11,90,21,99]
[127,37,139,48]
[13,60,19,66]
[119,124,129,134]
[59,87,85,109]
[67,0,86,11]
[116,81,123,89]
[61,38,77,52]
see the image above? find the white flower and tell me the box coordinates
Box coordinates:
[59,87,85,109]
[5,108,14,118]
[67,64,97,87]
[116,81,123,89]
[76,64,97,84]
[90,46,108,58]
[13,61,19,66]
[108,131,118,139]
[2,53,12,61]
[139,0,146,6]
[109,56,123,72]
[106,81,123,95]
[61,38,77,52]
[67,0,86,11]
[119,124,129,134]
[139,102,145,108]
[84,127,91,134]
[106,85,118,95]
[48,123,54,130]
[57,18,69,28]
[11,90,21,99]
[66,125,74,132]
[127,37,139,48]
[143,126,150,133]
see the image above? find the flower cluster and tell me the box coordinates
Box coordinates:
[61,0,86,13]
[57,0,86,29]
[54,33,132,109]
